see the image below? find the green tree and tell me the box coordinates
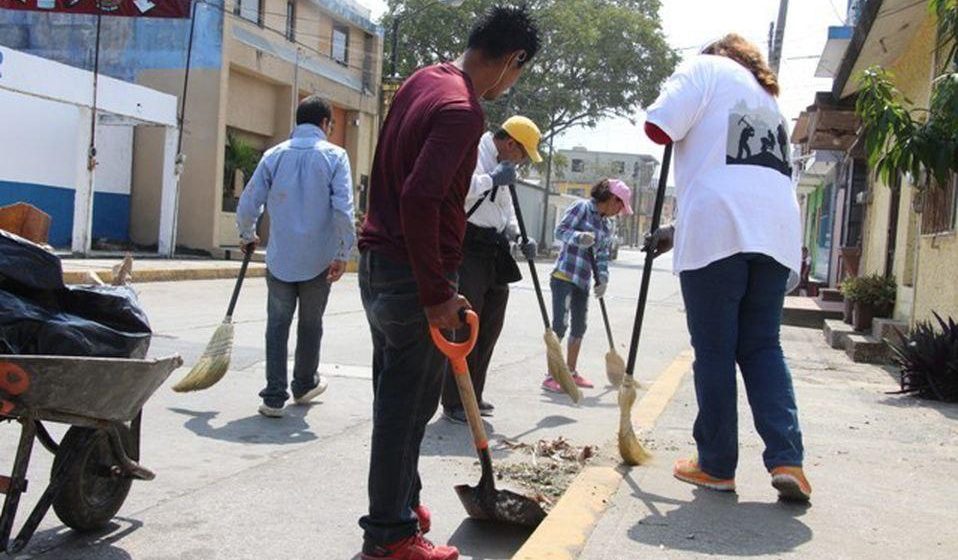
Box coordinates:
[384,0,678,142]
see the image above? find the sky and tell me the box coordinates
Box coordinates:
[360,0,847,159]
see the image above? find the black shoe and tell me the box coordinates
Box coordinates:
[442,406,467,424]
[478,400,494,417]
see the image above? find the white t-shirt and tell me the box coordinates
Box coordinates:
[464,132,518,233]
[646,54,801,288]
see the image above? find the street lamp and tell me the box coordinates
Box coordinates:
[388,0,465,79]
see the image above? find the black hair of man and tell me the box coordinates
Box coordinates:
[493,128,513,141]
[467,4,541,66]
[296,95,332,128]
[591,179,613,203]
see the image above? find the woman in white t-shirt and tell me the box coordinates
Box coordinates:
[643,34,810,502]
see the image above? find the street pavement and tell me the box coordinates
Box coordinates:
[1,249,691,559]
[4,248,956,559]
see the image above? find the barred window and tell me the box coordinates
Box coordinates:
[922,174,958,235]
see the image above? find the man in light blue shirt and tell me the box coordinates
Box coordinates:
[236,95,355,418]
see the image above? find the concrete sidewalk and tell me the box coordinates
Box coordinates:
[59,256,268,284]
[523,326,958,559]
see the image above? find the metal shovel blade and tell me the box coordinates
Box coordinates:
[454,482,547,528]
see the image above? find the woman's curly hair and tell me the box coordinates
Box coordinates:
[703,33,780,97]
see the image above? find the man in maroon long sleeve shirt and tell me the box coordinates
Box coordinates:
[357,6,540,560]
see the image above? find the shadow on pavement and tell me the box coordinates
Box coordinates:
[420,414,580,458]
[168,407,318,444]
[539,387,617,409]
[876,394,958,421]
[21,517,141,559]
[624,476,812,556]
[447,519,534,560]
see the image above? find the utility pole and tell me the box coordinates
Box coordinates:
[769,0,789,74]
[539,134,556,248]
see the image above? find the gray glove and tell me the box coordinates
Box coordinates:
[594,280,607,299]
[504,223,520,241]
[489,161,517,187]
[575,231,596,248]
[642,225,675,258]
[520,238,537,261]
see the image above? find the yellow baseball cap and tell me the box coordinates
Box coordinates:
[501,116,543,163]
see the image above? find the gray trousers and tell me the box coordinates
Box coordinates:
[260,270,331,408]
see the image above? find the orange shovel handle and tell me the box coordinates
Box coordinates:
[429,310,480,375]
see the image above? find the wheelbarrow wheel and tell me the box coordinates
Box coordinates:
[51,425,134,532]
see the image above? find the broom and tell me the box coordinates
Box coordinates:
[588,250,627,387]
[172,247,253,392]
[508,185,581,403]
[619,143,673,466]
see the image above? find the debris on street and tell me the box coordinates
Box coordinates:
[494,437,597,509]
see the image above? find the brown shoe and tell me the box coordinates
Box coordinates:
[770,466,811,502]
[673,458,735,492]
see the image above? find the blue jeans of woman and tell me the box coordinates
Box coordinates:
[358,251,455,546]
[550,276,588,341]
[679,253,804,480]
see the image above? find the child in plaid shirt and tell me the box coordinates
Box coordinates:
[544,179,633,393]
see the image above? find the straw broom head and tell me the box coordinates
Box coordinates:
[618,376,651,465]
[172,321,234,392]
[544,329,581,403]
[605,349,626,387]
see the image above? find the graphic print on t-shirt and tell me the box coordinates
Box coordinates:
[726,100,793,178]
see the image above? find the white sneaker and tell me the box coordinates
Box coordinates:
[293,376,328,405]
[258,404,285,418]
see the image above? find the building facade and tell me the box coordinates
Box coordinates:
[0,0,383,252]
[793,0,957,324]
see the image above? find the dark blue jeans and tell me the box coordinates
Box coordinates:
[680,253,804,480]
[261,270,331,408]
[550,276,588,340]
[358,251,454,546]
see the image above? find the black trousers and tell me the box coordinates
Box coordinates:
[442,249,510,409]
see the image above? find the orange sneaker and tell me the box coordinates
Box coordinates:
[672,458,735,491]
[770,466,812,502]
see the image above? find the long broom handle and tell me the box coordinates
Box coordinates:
[226,248,253,320]
[588,250,616,350]
[508,184,551,330]
[625,143,673,377]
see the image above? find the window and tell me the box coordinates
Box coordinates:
[285,0,296,42]
[237,0,264,26]
[571,159,584,173]
[362,32,375,93]
[332,24,350,66]
[612,160,625,175]
[922,174,958,234]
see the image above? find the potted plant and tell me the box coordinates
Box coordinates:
[840,275,860,324]
[889,313,958,403]
[851,274,896,332]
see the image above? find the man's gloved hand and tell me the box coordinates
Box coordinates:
[505,223,520,242]
[575,231,596,248]
[489,161,517,187]
[594,280,607,299]
[520,238,537,261]
[642,225,675,258]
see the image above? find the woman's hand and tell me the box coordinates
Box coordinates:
[575,231,596,248]
[642,225,675,258]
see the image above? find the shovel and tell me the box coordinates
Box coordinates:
[430,310,547,527]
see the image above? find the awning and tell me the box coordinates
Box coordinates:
[791,92,860,152]
[816,25,853,78]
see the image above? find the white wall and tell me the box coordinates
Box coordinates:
[95,124,134,196]
[0,89,80,190]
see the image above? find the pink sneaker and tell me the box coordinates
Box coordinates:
[572,372,594,388]
[542,376,563,393]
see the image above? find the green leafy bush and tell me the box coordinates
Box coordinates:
[841,276,862,302]
[849,274,896,307]
[890,313,958,402]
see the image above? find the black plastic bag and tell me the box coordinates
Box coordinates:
[0,229,64,292]
[0,285,152,359]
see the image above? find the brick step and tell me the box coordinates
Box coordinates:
[844,334,894,364]
[824,319,856,349]
[782,296,844,329]
[818,288,844,303]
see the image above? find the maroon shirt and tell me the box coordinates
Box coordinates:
[359,63,485,306]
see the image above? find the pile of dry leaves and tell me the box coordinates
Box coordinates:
[494,437,597,510]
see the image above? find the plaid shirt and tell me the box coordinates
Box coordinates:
[552,199,612,291]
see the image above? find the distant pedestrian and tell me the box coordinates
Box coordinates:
[543,179,633,393]
[357,5,540,560]
[236,95,355,419]
[643,33,810,502]
[441,116,542,425]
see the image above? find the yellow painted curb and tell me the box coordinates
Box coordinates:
[62,265,268,285]
[512,351,694,560]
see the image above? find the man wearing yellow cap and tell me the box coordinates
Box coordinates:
[441,116,543,424]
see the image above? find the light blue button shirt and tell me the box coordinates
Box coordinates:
[236,124,355,283]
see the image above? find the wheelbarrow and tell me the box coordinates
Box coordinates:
[0,354,182,554]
